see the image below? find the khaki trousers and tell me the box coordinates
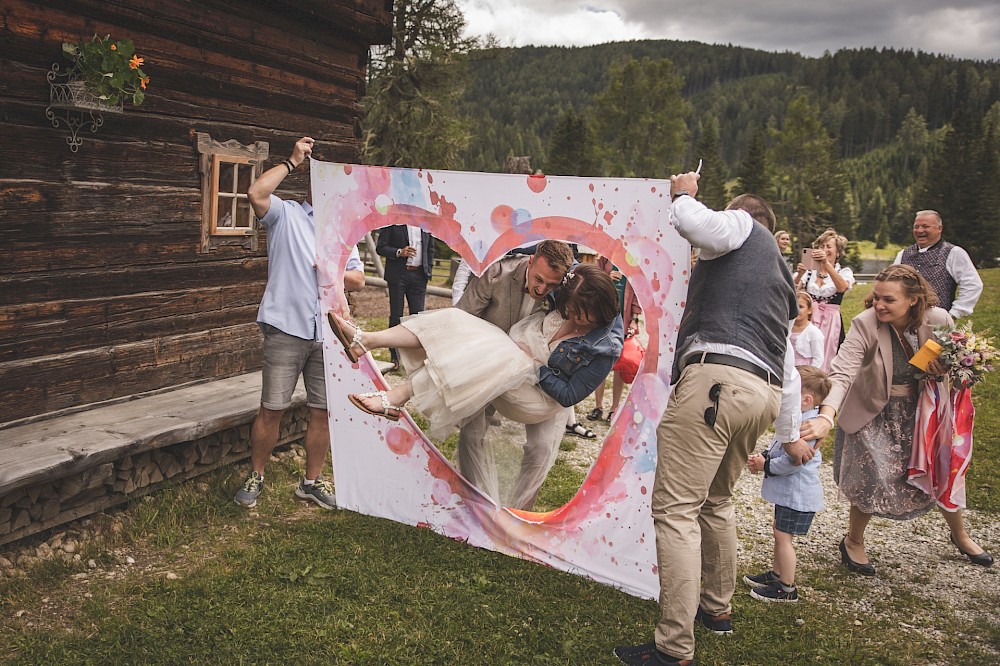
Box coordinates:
[652,361,781,659]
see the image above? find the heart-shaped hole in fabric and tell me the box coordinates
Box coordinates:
[313,162,689,598]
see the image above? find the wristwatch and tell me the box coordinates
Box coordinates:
[671,189,690,201]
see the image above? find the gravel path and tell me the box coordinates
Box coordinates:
[559,422,1000,655]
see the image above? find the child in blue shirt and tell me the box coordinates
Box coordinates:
[744,365,831,603]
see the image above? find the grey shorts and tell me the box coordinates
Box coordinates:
[260,324,327,411]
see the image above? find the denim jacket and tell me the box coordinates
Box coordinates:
[760,407,824,513]
[538,315,624,407]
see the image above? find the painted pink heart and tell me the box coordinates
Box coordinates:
[312,164,688,598]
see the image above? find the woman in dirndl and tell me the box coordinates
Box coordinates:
[800,265,992,575]
[794,228,854,373]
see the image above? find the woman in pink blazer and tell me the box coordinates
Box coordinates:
[802,265,992,574]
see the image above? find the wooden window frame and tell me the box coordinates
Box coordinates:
[195,133,269,253]
[210,154,256,237]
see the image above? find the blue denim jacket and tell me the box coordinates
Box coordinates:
[761,407,825,513]
[538,315,624,407]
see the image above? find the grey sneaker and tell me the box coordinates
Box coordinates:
[295,476,337,510]
[234,471,264,508]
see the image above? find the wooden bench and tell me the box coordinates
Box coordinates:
[0,372,308,546]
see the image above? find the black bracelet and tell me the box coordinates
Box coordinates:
[283,160,295,175]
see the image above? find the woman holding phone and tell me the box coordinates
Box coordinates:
[794,228,854,372]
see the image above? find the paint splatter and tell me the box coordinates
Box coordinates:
[527,174,547,193]
[386,426,416,455]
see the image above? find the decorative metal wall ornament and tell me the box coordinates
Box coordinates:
[45,63,123,152]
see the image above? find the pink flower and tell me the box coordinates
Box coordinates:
[960,356,975,367]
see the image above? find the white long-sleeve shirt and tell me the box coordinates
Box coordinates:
[893,244,983,319]
[670,195,802,445]
[451,259,473,305]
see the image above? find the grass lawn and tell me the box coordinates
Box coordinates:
[1,271,997,665]
[851,240,906,262]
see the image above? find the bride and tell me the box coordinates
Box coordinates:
[329,263,624,439]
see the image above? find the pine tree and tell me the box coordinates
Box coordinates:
[543,108,597,176]
[976,122,1000,267]
[875,218,892,248]
[737,127,770,198]
[694,116,727,210]
[361,0,476,169]
[860,186,887,241]
[770,95,850,247]
[591,56,690,178]
[917,104,1000,267]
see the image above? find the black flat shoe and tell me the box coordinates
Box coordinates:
[950,533,994,567]
[839,538,876,576]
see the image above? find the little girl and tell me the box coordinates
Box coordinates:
[790,290,825,368]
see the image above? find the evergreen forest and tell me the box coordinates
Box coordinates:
[451,41,1000,264]
[360,8,1000,265]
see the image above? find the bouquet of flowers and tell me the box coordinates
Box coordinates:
[925,322,997,389]
[908,321,996,511]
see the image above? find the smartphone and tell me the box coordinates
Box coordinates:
[800,248,820,271]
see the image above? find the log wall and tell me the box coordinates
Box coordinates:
[0,0,392,424]
[0,404,310,545]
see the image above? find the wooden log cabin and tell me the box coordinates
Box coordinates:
[0,0,393,544]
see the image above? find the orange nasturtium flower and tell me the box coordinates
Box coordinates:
[129,55,144,70]
[110,43,117,50]
[140,76,150,90]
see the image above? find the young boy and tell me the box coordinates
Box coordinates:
[744,365,831,603]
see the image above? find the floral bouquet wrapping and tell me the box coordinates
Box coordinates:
[908,322,997,510]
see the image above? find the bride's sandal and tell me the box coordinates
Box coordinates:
[349,391,403,422]
[328,312,367,363]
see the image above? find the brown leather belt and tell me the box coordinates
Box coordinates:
[405,265,422,271]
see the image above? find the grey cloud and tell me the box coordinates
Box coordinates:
[615,0,1000,59]
[467,0,1000,60]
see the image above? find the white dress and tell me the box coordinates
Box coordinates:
[790,323,825,368]
[398,309,563,439]
[802,264,855,372]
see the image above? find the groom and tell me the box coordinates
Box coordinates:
[455,240,575,508]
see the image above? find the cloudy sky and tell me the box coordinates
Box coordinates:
[457,0,1000,61]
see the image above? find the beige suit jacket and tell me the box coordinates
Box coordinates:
[455,255,542,333]
[823,306,952,434]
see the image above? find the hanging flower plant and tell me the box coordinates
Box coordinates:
[62,35,150,107]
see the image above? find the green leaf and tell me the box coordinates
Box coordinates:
[133,91,145,106]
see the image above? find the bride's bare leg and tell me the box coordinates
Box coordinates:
[330,312,422,354]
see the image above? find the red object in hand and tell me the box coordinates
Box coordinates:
[612,335,645,384]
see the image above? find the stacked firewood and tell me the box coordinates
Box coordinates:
[0,406,309,545]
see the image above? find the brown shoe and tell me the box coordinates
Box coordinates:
[694,607,732,635]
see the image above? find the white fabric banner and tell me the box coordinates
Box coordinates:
[312,162,688,599]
